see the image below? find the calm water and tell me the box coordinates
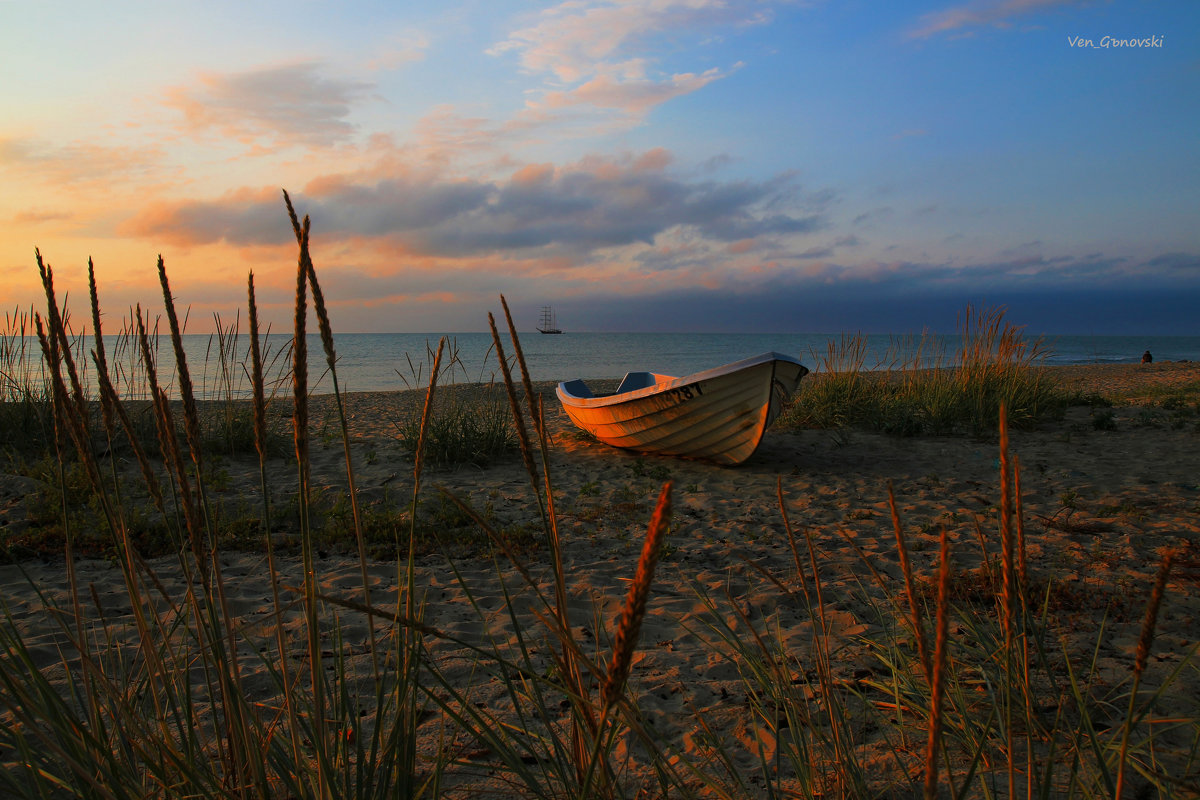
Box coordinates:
[8,331,1200,398]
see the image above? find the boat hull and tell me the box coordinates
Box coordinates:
[556,352,808,465]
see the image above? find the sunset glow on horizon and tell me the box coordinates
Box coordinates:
[3,1,1198,336]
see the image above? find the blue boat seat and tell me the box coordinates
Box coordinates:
[615,371,658,394]
[560,379,594,398]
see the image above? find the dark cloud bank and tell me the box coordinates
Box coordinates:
[125,166,825,255]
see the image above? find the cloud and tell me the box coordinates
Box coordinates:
[491,0,770,116]
[541,67,726,113]
[121,151,830,261]
[853,207,893,226]
[492,1,771,80]
[12,209,74,225]
[367,29,431,70]
[406,106,512,169]
[1146,252,1200,274]
[909,0,1086,40]
[0,136,164,187]
[165,62,373,148]
[120,187,297,247]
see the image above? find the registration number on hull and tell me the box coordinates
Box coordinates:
[663,382,704,405]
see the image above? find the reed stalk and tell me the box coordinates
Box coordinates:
[35,251,89,428]
[490,304,600,787]
[500,294,544,442]
[79,265,185,741]
[801,518,860,795]
[157,258,204,481]
[1014,453,1035,799]
[998,404,1017,800]
[500,297,582,746]
[283,190,380,683]
[248,269,304,769]
[94,361,164,511]
[136,306,202,546]
[487,312,544,528]
[289,213,334,798]
[87,259,117,446]
[602,482,672,709]
[889,480,933,686]
[394,332,447,795]
[776,477,810,604]
[412,338,445,498]
[160,258,261,792]
[1115,551,1174,798]
[37,291,199,791]
[31,312,104,765]
[923,527,951,800]
[156,262,217,586]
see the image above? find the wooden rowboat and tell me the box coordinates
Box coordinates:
[556,352,809,465]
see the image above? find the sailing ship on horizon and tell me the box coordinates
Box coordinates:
[537,306,563,334]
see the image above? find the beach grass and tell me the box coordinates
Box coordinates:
[781,307,1066,436]
[392,381,517,468]
[1,200,1197,797]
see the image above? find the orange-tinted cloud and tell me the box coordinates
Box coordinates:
[0,136,165,187]
[909,0,1084,39]
[120,186,289,247]
[165,63,372,148]
[118,151,831,261]
[541,67,725,114]
[12,209,74,225]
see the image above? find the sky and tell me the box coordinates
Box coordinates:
[2,0,1198,336]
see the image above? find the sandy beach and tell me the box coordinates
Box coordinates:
[2,361,1198,795]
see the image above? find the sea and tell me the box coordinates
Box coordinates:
[8,330,1198,399]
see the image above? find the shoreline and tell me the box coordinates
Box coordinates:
[296,360,1200,439]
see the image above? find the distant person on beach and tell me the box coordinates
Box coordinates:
[1142,350,1153,364]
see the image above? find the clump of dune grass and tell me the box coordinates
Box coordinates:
[2,204,1197,799]
[394,386,516,468]
[392,339,517,468]
[0,308,55,457]
[784,304,1065,436]
[0,292,290,565]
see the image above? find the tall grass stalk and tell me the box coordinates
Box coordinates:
[161,257,264,792]
[922,527,951,800]
[1115,551,1174,798]
[489,303,597,787]
[284,190,379,684]
[889,480,932,686]
[247,268,306,773]
[289,212,336,798]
